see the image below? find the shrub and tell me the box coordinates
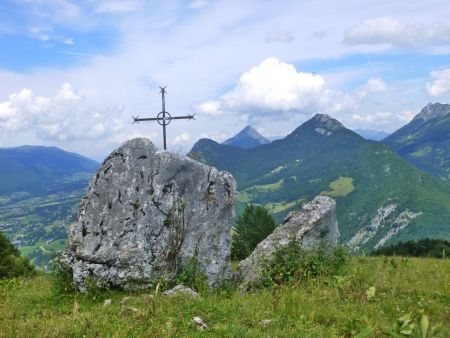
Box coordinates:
[231,204,276,260]
[0,231,35,279]
[50,258,75,294]
[170,256,208,292]
[261,240,347,287]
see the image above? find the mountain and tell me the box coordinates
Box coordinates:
[222,125,270,148]
[0,146,99,266]
[0,145,99,195]
[384,103,450,184]
[189,114,450,252]
[354,129,390,141]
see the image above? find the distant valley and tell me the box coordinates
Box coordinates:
[0,146,99,266]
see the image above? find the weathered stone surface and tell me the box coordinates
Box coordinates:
[236,196,339,289]
[62,138,236,291]
[162,284,199,298]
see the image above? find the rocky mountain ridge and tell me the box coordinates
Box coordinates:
[189,113,450,251]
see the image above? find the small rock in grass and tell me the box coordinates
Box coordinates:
[192,316,208,330]
[260,319,273,327]
[119,307,138,316]
[103,299,112,307]
[163,285,199,299]
[120,296,132,305]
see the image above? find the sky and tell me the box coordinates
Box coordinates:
[0,0,450,160]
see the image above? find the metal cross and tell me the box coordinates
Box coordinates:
[132,86,195,150]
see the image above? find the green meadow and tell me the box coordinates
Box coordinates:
[1,256,449,337]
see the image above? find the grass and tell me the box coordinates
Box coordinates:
[237,180,284,204]
[1,256,449,337]
[264,198,304,213]
[411,147,432,158]
[18,245,38,257]
[321,176,355,198]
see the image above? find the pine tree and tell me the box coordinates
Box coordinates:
[231,204,276,260]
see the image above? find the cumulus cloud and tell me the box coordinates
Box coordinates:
[352,110,415,126]
[357,77,388,98]
[0,83,124,142]
[197,100,222,116]
[199,132,229,142]
[196,57,355,122]
[396,110,415,123]
[352,111,392,124]
[426,68,450,96]
[343,17,450,47]
[172,132,191,144]
[265,31,294,44]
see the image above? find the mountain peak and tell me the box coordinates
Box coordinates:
[309,113,345,135]
[413,103,450,122]
[222,125,270,149]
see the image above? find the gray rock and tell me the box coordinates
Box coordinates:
[120,296,132,306]
[62,138,236,292]
[103,299,112,307]
[236,196,339,289]
[192,316,208,330]
[162,284,200,298]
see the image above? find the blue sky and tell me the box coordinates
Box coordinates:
[0,0,450,159]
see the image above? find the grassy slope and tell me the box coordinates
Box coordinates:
[1,257,449,337]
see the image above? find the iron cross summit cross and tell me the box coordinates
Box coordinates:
[132,86,195,150]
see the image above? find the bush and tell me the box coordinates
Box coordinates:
[261,240,347,287]
[371,238,450,258]
[0,231,35,279]
[50,258,75,294]
[231,204,276,260]
[169,256,208,292]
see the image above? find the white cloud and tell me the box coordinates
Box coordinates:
[200,132,229,142]
[188,0,209,9]
[351,110,415,126]
[265,31,294,44]
[94,0,143,13]
[196,57,355,122]
[62,38,75,45]
[343,17,450,47]
[352,111,392,124]
[396,110,415,123]
[0,83,124,142]
[426,68,450,96]
[357,77,388,98]
[173,132,191,144]
[197,100,222,116]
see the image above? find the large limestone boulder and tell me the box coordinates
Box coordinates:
[236,196,339,289]
[62,138,236,291]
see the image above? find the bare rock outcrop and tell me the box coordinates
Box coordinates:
[236,196,339,289]
[62,138,236,291]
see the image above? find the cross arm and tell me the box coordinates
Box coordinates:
[132,116,159,123]
[171,114,196,121]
